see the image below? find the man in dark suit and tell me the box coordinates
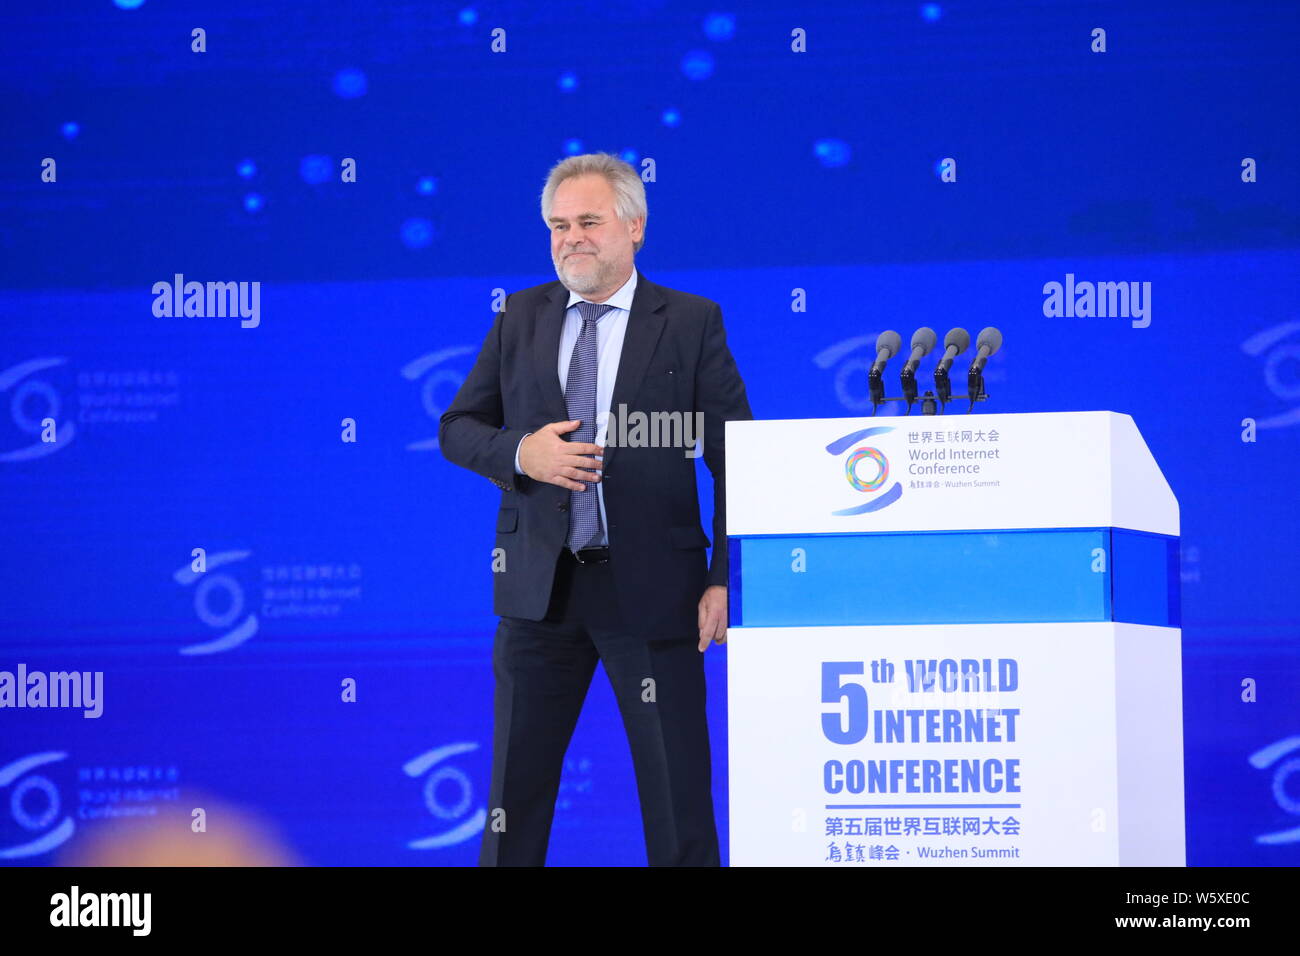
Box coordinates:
[439,153,751,866]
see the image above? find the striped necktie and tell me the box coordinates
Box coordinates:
[564,300,614,552]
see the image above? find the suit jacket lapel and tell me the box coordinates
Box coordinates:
[534,283,570,421]
[604,270,666,472]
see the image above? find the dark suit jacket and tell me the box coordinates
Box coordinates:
[438,269,752,639]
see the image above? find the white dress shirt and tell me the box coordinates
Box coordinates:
[514,268,637,547]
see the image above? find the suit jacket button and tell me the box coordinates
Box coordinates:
[556,500,568,512]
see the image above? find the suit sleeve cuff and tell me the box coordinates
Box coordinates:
[514,432,532,475]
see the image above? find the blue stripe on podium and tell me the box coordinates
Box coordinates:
[1110,527,1182,628]
[727,527,1179,628]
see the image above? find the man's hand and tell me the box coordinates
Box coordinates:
[519,420,603,491]
[697,585,728,652]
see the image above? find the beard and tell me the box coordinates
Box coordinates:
[553,251,614,295]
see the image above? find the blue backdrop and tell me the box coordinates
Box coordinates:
[1,0,1298,866]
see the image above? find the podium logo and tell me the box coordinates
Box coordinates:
[827,426,903,516]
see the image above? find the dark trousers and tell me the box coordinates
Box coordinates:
[479,548,720,866]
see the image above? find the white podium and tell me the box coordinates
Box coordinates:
[725,411,1184,866]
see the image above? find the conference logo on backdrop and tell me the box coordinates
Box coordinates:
[1241,320,1300,429]
[170,548,365,654]
[1248,735,1300,845]
[0,356,183,463]
[0,358,76,461]
[827,426,902,516]
[0,752,74,859]
[403,742,486,850]
[173,550,260,655]
[0,751,182,859]
[401,346,476,452]
[813,337,900,415]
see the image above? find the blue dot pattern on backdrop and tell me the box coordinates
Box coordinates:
[814,138,851,168]
[333,69,368,98]
[300,155,332,184]
[703,13,735,41]
[401,217,434,248]
[681,50,714,81]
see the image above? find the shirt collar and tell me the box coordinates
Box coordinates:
[566,267,638,312]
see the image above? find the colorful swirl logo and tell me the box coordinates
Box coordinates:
[827,426,902,516]
[845,447,888,492]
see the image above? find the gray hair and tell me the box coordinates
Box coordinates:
[540,152,647,253]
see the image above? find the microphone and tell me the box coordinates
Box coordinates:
[966,326,1002,411]
[900,327,937,408]
[868,330,901,410]
[870,330,903,375]
[935,327,970,375]
[933,327,969,405]
[969,326,1002,375]
[902,327,937,376]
